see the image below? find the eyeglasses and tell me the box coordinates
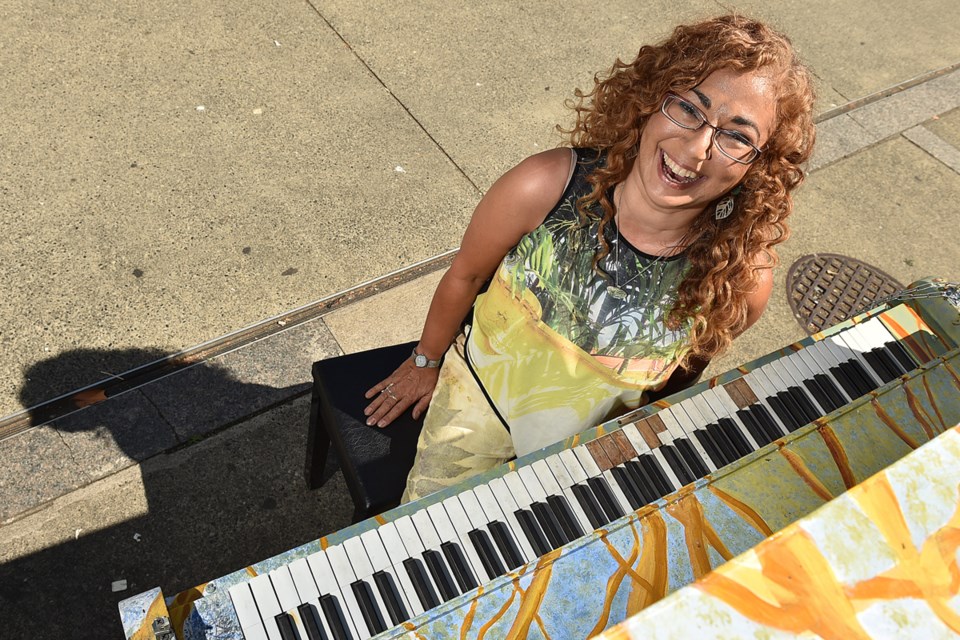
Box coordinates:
[660,93,763,164]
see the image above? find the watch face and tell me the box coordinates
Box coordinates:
[415,354,427,367]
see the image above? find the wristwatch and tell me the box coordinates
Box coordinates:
[411,348,441,368]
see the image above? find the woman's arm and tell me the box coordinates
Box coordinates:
[364,148,575,427]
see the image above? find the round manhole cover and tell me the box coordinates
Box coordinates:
[786,253,904,335]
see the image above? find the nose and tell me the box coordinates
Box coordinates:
[689,125,716,161]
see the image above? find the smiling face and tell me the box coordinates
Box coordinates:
[631,67,778,221]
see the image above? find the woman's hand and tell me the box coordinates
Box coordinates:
[364,359,440,428]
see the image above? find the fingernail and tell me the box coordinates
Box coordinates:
[366,418,375,426]
[377,420,385,428]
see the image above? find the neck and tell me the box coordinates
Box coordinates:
[613,182,700,255]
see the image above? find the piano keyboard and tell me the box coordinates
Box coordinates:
[118,279,960,640]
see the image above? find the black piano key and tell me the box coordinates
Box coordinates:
[441,541,478,592]
[750,405,786,441]
[693,429,727,467]
[660,445,696,485]
[351,580,387,635]
[718,417,754,456]
[674,438,710,477]
[587,476,625,520]
[571,484,608,529]
[830,364,864,400]
[297,603,328,640]
[275,612,299,640]
[839,360,876,396]
[515,508,552,556]
[372,570,409,626]
[876,345,910,378]
[546,494,585,540]
[766,395,800,433]
[803,377,836,413]
[635,455,673,496]
[611,466,644,510]
[788,386,821,423]
[319,594,352,640]
[863,349,897,384]
[531,502,568,548]
[736,407,773,446]
[886,341,918,371]
[813,373,847,410]
[706,422,739,462]
[489,520,525,570]
[423,550,459,601]
[624,460,661,504]
[468,528,506,578]
[403,558,440,610]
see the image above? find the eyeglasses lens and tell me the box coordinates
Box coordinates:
[662,96,758,163]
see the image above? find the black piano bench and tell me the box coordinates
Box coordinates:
[305,341,425,523]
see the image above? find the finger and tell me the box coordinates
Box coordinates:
[364,387,393,418]
[364,377,393,399]
[376,396,415,428]
[411,396,431,420]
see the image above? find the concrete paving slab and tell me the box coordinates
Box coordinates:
[903,125,960,174]
[0,0,478,417]
[0,395,355,639]
[322,267,445,353]
[807,113,882,172]
[847,69,960,140]
[317,0,717,190]
[141,316,341,440]
[0,426,92,525]
[723,0,960,101]
[925,107,960,149]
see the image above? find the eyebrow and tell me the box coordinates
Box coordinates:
[691,88,762,139]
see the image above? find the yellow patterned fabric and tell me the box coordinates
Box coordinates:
[467,149,692,456]
[402,334,515,503]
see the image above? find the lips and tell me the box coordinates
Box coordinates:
[660,150,702,186]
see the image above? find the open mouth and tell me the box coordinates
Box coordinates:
[660,150,701,186]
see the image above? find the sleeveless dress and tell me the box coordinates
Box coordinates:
[402,148,692,502]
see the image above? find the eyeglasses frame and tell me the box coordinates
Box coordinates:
[660,93,764,164]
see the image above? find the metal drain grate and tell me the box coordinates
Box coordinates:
[786,253,904,335]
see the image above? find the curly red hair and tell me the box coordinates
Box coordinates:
[563,14,816,367]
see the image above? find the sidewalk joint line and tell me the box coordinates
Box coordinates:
[302,0,482,195]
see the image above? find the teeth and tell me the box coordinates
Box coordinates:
[663,153,698,180]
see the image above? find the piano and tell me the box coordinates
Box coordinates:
[119,277,960,640]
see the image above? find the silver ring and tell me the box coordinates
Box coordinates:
[386,389,397,400]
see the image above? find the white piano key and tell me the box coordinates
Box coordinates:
[649,446,683,491]
[288,560,337,640]
[269,566,302,613]
[704,386,764,450]
[342,536,392,634]
[558,449,590,484]
[486,477,538,561]
[737,370,791,437]
[374,523,425,617]
[325,545,370,639]
[288,558,320,602]
[458,490,508,574]
[620,423,652,457]
[803,342,854,402]
[229,582,269,640]
[573,445,632,514]
[828,332,883,386]
[377,522,411,567]
[771,356,827,415]
[669,404,717,472]
[538,457,594,535]
[248,573,284,640]
[502,470,535,508]
[411,510,444,551]
[425,501,484,592]
[359,529,392,574]
[441,495,492,582]
[393,516,425,554]
[516,466,548,503]
[475,483,535,563]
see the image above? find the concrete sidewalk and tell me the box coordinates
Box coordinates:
[1,1,959,638]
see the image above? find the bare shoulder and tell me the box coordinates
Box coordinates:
[483,148,576,228]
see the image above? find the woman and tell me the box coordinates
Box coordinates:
[365,15,816,503]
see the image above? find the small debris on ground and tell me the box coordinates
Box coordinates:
[111,580,128,593]
[394,165,406,173]
[133,533,142,542]
[75,528,82,540]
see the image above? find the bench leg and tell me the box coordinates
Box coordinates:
[304,383,332,490]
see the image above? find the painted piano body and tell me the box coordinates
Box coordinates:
[119,279,960,639]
